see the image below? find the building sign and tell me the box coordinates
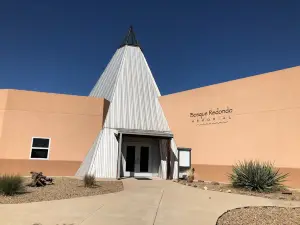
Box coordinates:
[190,107,233,126]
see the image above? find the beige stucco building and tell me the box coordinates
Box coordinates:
[160,66,300,188]
[0,27,299,187]
[0,89,108,176]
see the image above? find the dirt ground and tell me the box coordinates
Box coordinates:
[178,180,300,201]
[217,206,300,225]
[0,177,123,204]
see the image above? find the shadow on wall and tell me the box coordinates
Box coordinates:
[170,148,177,179]
[102,99,110,127]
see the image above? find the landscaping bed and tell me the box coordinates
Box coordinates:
[216,206,300,225]
[0,177,123,204]
[177,180,300,201]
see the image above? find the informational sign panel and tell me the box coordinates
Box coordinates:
[179,149,191,167]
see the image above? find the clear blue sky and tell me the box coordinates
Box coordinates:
[0,1,299,96]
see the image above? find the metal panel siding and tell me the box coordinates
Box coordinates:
[89,48,126,101]
[158,139,178,179]
[76,128,118,178]
[92,128,118,178]
[103,46,170,131]
[151,141,161,174]
[158,139,167,179]
[75,135,98,176]
[171,139,179,179]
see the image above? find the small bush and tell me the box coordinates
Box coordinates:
[229,160,288,192]
[83,174,96,187]
[0,174,25,196]
[186,168,195,183]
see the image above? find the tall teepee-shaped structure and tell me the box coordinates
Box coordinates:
[76,26,178,179]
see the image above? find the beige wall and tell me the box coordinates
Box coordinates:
[160,66,300,187]
[0,112,4,138]
[0,89,108,175]
[0,90,8,138]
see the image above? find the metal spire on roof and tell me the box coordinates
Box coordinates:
[119,26,140,48]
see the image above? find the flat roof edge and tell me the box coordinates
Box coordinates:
[116,128,173,138]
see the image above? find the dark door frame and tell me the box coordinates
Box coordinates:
[166,139,172,180]
[116,132,174,180]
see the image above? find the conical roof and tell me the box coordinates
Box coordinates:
[90,45,168,131]
[76,27,178,179]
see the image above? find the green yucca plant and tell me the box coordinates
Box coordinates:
[229,160,288,192]
[0,174,25,196]
[83,174,96,187]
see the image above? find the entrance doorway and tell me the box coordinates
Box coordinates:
[124,143,151,177]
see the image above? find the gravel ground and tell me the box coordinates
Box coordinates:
[0,177,123,204]
[178,180,300,201]
[217,206,300,225]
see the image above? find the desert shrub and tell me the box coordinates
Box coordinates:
[186,168,195,183]
[83,174,96,187]
[229,160,288,192]
[0,174,25,196]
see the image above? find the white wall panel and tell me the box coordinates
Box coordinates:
[158,139,167,179]
[171,139,179,179]
[157,139,178,179]
[103,46,170,131]
[76,128,119,178]
[89,48,126,101]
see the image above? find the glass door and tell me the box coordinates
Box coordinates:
[139,146,149,172]
[125,145,135,173]
[123,143,152,178]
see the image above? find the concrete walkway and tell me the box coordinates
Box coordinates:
[0,179,300,225]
